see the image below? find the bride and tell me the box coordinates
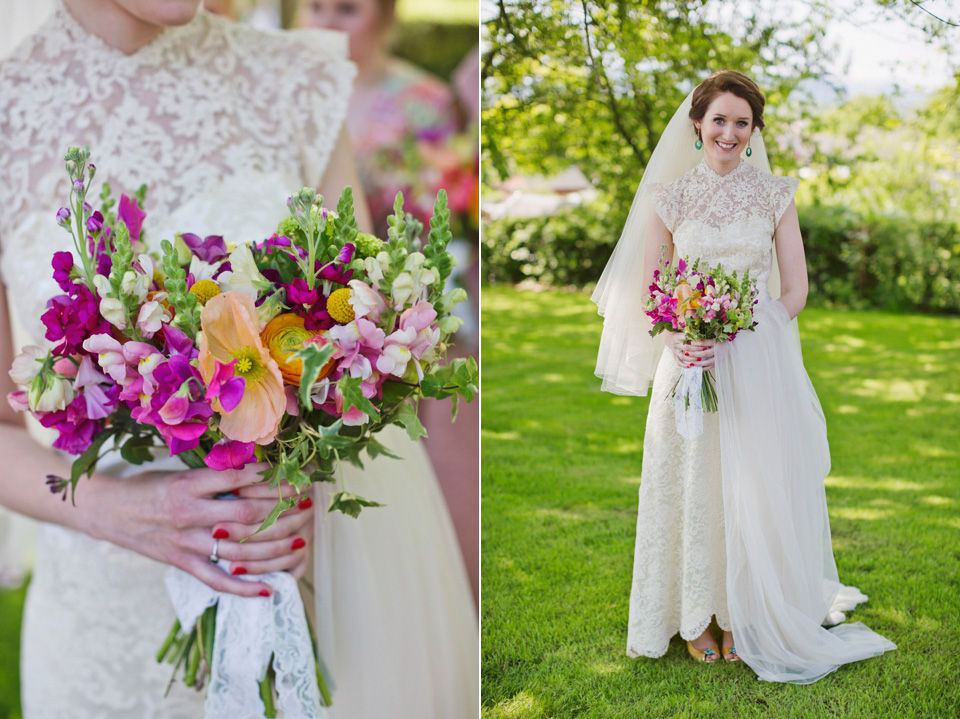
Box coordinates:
[0,0,477,716]
[593,70,896,683]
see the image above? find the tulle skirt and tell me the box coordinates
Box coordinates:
[714,300,895,682]
[628,300,895,682]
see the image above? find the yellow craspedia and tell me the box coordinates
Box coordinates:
[327,287,355,324]
[189,279,221,306]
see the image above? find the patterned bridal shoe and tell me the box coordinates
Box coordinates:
[722,643,741,664]
[686,640,720,663]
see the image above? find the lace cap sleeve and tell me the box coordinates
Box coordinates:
[650,181,681,233]
[282,28,358,189]
[769,175,800,228]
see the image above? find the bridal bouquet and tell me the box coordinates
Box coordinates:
[645,249,758,438]
[7,147,477,717]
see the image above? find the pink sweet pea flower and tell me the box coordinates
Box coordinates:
[7,391,29,412]
[204,360,246,413]
[83,334,127,383]
[204,440,257,471]
[398,301,437,333]
[376,326,418,378]
[74,355,115,420]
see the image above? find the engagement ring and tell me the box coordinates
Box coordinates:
[209,538,220,563]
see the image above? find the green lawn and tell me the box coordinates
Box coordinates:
[0,583,25,719]
[481,286,960,718]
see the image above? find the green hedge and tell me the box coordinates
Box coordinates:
[392,22,476,82]
[482,203,960,312]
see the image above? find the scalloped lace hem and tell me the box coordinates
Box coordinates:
[627,612,733,659]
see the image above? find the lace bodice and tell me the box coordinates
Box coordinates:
[652,160,798,297]
[0,2,355,343]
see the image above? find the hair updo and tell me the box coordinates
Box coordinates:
[689,71,766,137]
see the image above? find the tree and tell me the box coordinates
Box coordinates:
[482,0,835,220]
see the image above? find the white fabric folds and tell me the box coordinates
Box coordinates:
[673,366,704,439]
[714,301,896,683]
[165,564,325,719]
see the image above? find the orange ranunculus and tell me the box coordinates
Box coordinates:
[198,291,285,444]
[673,282,702,318]
[261,313,335,386]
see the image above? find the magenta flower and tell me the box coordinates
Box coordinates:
[52,252,75,292]
[204,440,257,471]
[42,284,107,356]
[118,195,145,241]
[181,233,229,263]
[204,360,245,413]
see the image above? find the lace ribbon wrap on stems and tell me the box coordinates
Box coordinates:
[714,300,896,683]
[165,564,325,719]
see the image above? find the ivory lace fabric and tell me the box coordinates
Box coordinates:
[0,4,477,717]
[627,161,895,681]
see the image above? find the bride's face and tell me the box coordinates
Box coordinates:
[695,92,754,169]
[300,0,390,67]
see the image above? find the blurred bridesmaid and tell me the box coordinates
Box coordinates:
[299,0,458,236]
[299,0,478,602]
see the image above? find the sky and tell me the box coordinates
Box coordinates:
[481,0,959,98]
[825,0,958,95]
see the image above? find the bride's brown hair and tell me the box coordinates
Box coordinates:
[689,71,766,138]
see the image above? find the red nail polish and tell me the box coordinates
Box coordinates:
[212,528,230,540]
[297,498,313,510]
[259,588,271,597]
[231,566,247,576]
[292,537,306,550]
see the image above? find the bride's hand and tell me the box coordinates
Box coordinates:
[664,333,716,370]
[84,464,314,598]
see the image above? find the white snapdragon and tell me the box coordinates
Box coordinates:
[30,375,74,413]
[9,345,47,386]
[137,296,172,336]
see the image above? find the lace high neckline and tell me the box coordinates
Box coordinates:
[53,0,204,64]
[697,158,747,180]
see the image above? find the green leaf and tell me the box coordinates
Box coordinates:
[249,497,298,538]
[396,403,427,441]
[70,427,117,489]
[419,374,443,398]
[120,434,155,465]
[365,437,402,461]
[338,376,378,419]
[327,491,383,519]
[316,420,358,450]
[292,342,336,406]
[309,468,336,483]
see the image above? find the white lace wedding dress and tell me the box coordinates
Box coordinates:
[0,5,477,717]
[626,160,896,682]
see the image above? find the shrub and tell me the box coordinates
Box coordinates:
[483,202,960,313]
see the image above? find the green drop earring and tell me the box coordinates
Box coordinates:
[745,141,753,157]
[694,130,703,150]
